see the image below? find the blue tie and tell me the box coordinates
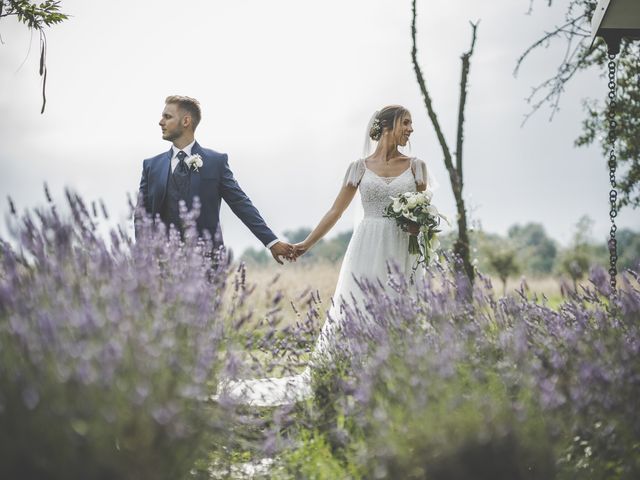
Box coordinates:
[173,150,189,196]
[176,150,188,174]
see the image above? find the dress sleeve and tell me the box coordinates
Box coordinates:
[411,158,428,188]
[342,159,366,187]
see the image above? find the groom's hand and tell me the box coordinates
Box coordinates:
[270,241,295,265]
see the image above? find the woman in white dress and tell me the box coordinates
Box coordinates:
[293,105,428,361]
[218,105,429,406]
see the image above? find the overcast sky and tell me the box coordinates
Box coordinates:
[0,0,637,255]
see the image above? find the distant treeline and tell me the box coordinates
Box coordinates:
[241,216,640,279]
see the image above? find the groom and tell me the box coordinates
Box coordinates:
[135,95,293,263]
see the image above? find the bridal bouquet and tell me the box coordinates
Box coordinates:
[384,190,447,267]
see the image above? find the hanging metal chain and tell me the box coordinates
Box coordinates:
[606,54,619,296]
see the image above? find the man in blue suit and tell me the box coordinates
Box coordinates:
[136,95,293,263]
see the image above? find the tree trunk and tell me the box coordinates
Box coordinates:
[411,0,477,284]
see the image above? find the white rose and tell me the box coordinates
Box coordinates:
[186,154,203,171]
[392,200,403,213]
[407,197,418,209]
[424,190,433,202]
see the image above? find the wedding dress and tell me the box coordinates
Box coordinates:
[215,157,428,407]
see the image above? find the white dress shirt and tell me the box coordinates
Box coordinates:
[169,140,280,249]
[170,140,196,173]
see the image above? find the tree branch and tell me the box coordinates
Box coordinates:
[0,1,68,114]
[513,15,589,78]
[411,0,454,180]
[516,1,599,123]
[456,21,479,185]
[411,0,476,283]
[520,34,595,124]
[39,30,46,114]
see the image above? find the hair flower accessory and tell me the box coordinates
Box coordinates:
[369,118,382,141]
[186,154,203,172]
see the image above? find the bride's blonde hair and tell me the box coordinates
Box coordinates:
[369,105,410,141]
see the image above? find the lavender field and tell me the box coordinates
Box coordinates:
[1,193,639,480]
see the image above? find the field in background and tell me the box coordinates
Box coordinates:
[233,262,572,327]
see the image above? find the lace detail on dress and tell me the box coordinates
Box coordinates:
[378,176,398,184]
[359,167,417,218]
[344,158,427,188]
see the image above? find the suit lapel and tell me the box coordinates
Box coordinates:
[157,148,172,206]
[188,142,203,205]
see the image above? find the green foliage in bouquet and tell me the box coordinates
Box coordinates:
[383,191,447,268]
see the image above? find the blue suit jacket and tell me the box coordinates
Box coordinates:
[136,141,277,246]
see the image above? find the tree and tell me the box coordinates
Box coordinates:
[0,1,68,113]
[473,231,521,294]
[616,228,640,270]
[411,0,478,283]
[468,229,504,273]
[517,0,639,209]
[508,223,558,274]
[560,249,591,291]
[487,248,521,296]
[558,215,600,290]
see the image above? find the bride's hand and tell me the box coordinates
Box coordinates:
[292,241,309,259]
[407,222,420,236]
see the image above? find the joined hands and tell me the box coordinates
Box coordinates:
[268,241,310,264]
[292,242,309,260]
[269,241,294,264]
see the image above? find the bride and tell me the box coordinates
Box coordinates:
[217,105,430,406]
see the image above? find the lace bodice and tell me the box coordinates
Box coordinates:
[343,158,427,218]
[359,167,418,217]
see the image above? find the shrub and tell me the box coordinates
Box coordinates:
[0,191,231,479]
[279,430,357,479]
[297,262,640,479]
[486,245,521,294]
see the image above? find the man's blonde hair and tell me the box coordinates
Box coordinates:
[165,95,202,130]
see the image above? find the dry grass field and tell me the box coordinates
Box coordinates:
[229,261,581,327]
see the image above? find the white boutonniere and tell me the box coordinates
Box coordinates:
[186,154,203,172]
